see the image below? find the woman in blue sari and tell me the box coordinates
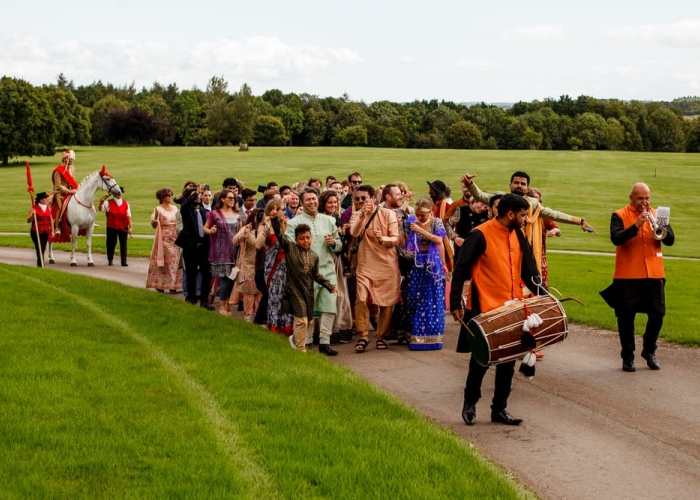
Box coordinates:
[398,197,448,350]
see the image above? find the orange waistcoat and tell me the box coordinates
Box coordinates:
[471,219,524,312]
[613,206,665,279]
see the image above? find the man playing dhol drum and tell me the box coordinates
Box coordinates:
[450,194,544,426]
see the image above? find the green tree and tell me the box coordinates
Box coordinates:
[685,118,700,152]
[273,94,304,145]
[44,85,91,146]
[521,128,543,149]
[602,117,625,151]
[445,120,482,149]
[647,107,685,152]
[203,76,232,144]
[0,77,58,165]
[171,90,205,145]
[332,125,368,146]
[253,115,287,146]
[574,112,607,149]
[229,83,258,144]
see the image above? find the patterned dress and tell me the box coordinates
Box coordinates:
[264,234,293,335]
[397,215,446,350]
[146,205,182,291]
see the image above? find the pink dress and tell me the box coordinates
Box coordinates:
[145,205,182,291]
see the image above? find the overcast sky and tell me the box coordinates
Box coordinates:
[3,0,700,103]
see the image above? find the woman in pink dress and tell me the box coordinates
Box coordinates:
[146,187,182,292]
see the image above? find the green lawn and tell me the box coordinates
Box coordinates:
[0,264,532,499]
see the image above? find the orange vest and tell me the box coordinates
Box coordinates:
[613,206,665,279]
[471,218,524,312]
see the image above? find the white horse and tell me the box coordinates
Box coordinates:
[48,166,122,267]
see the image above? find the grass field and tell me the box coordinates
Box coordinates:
[0,264,532,499]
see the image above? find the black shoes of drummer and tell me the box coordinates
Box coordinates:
[622,359,636,372]
[491,409,523,426]
[462,403,476,426]
[641,350,660,370]
[319,344,338,356]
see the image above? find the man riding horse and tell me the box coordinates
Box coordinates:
[52,150,78,235]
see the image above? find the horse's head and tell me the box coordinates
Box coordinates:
[99,165,122,197]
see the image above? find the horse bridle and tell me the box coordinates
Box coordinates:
[72,175,121,208]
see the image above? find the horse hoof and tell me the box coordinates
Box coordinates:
[49,259,55,264]
[70,263,77,267]
[88,263,95,267]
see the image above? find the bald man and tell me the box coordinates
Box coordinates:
[603,183,674,372]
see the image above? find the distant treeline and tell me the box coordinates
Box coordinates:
[2,74,700,165]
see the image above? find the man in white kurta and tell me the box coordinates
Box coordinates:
[285,188,343,355]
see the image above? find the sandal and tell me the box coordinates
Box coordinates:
[376,339,388,350]
[355,338,369,353]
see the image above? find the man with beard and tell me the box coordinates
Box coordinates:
[285,188,343,355]
[450,194,543,426]
[462,171,597,236]
[350,184,401,352]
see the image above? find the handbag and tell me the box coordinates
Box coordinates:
[228,265,240,281]
[397,247,414,275]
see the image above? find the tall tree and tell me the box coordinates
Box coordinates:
[0,77,57,165]
[229,83,258,144]
[44,85,91,146]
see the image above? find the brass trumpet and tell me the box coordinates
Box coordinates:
[645,209,667,240]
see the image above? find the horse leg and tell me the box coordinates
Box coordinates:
[86,224,95,267]
[70,225,79,267]
[48,242,55,264]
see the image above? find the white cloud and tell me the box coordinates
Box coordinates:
[602,19,700,47]
[456,59,503,72]
[498,25,565,42]
[399,55,414,63]
[0,35,363,88]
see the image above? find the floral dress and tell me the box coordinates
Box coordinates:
[146,205,182,291]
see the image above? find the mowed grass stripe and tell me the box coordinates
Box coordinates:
[1,265,280,499]
[1,264,533,498]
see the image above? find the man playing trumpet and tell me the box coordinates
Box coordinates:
[602,182,674,372]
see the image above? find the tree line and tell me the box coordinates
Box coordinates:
[2,73,700,165]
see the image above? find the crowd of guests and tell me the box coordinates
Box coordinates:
[141,172,551,356]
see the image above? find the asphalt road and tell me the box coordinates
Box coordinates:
[3,247,699,499]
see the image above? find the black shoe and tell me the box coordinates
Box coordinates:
[305,343,313,351]
[330,332,341,345]
[121,263,128,267]
[462,403,476,426]
[237,302,244,312]
[641,350,660,370]
[319,344,338,356]
[491,409,523,426]
[622,359,636,372]
[108,261,113,266]
[200,302,215,311]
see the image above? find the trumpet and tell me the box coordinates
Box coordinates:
[645,209,667,240]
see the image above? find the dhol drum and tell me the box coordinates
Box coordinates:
[464,295,568,366]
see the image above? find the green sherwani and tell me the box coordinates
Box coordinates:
[285,212,342,314]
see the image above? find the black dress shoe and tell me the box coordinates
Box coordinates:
[200,303,215,311]
[491,409,523,426]
[641,350,660,370]
[319,344,338,356]
[121,263,128,267]
[622,359,636,372]
[108,261,113,266]
[462,403,476,426]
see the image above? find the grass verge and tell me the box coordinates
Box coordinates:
[0,263,533,499]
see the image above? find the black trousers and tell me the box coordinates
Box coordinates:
[30,231,49,267]
[614,279,666,360]
[253,269,268,324]
[182,244,212,304]
[106,227,128,265]
[464,356,515,412]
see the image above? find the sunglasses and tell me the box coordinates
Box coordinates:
[354,196,368,201]
[224,196,235,200]
[351,180,363,184]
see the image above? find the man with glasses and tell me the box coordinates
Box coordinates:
[342,172,363,210]
[349,184,401,352]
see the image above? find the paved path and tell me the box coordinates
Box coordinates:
[3,247,700,499]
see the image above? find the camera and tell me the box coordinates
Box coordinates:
[257,185,267,194]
